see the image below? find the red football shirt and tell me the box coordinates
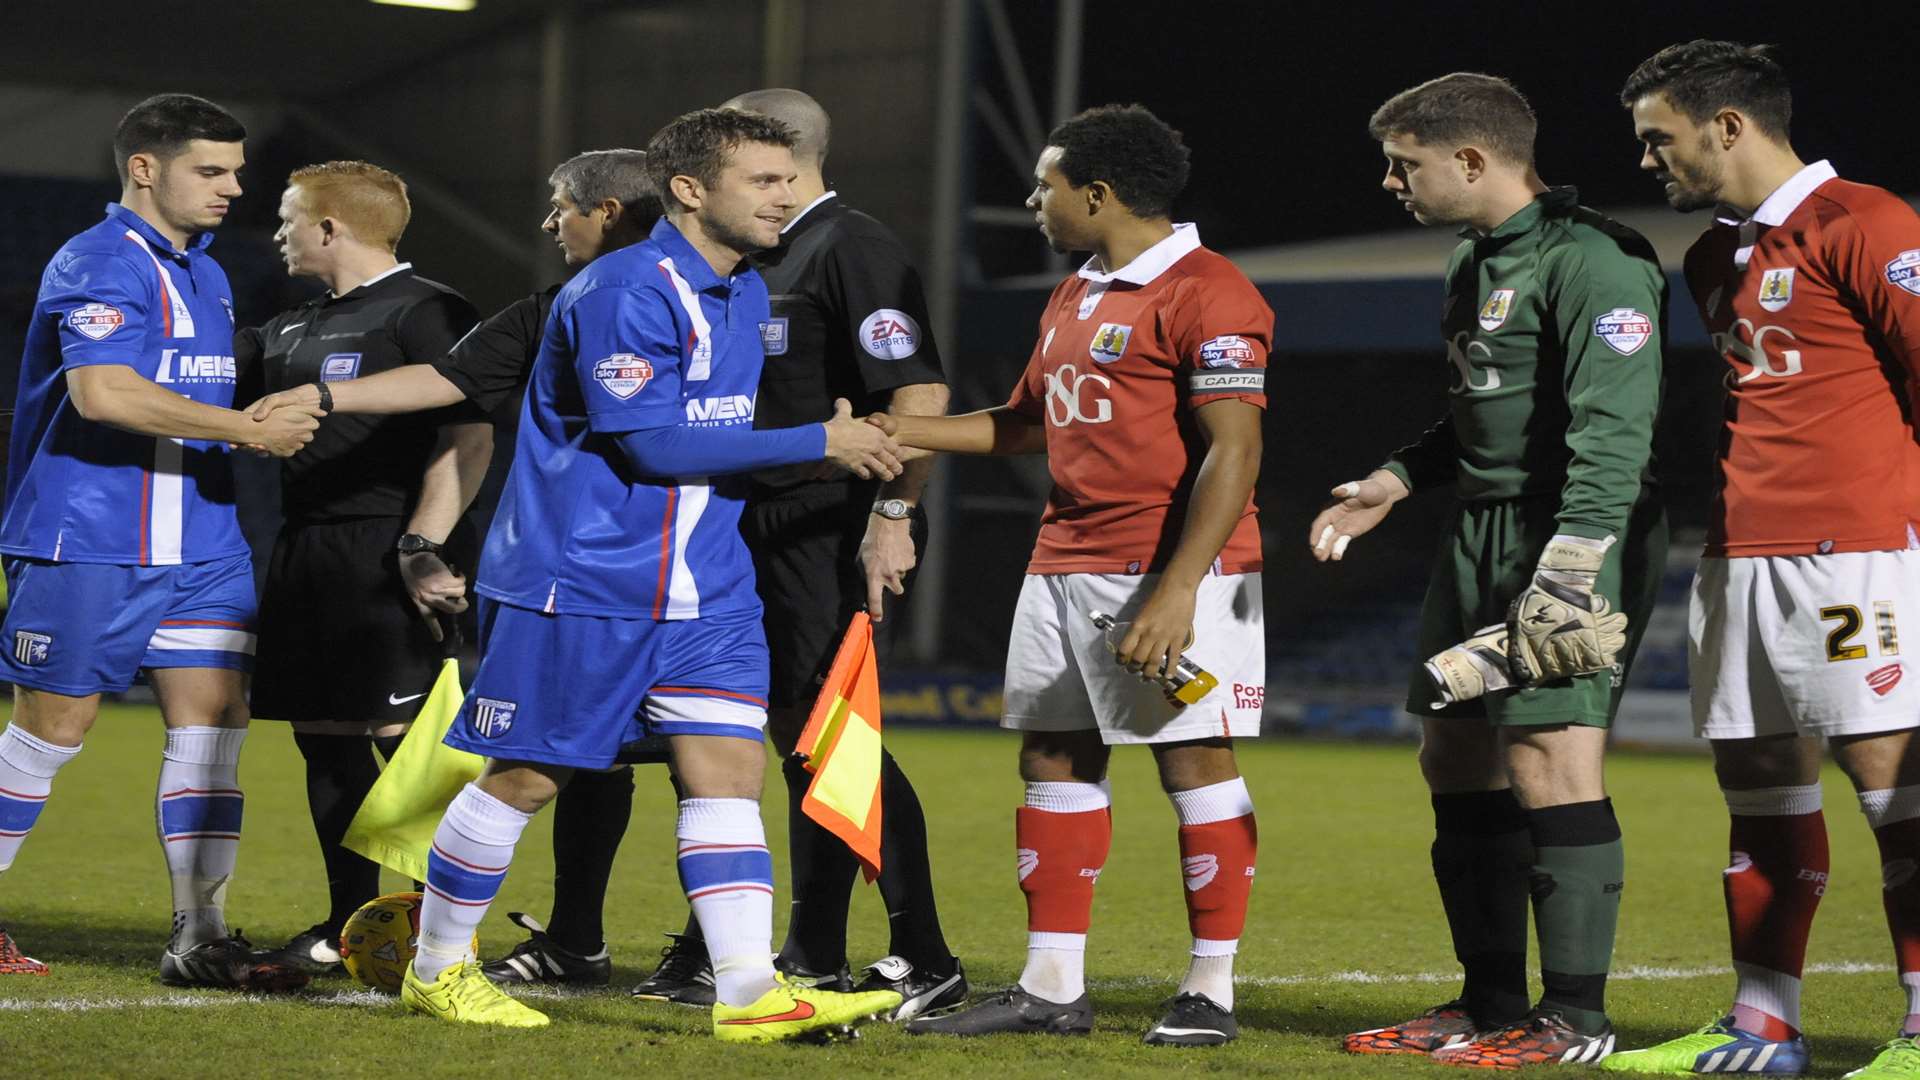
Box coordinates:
[1684,162,1920,557]
[1006,225,1271,574]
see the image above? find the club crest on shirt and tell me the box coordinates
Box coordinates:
[1198,335,1256,369]
[320,353,361,381]
[471,697,517,738]
[1478,289,1516,331]
[1088,323,1132,364]
[592,354,654,399]
[1757,267,1795,312]
[68,302,124,341]
[12,630,50,666]
[859,308,920,360]
[758,317,789,357]
[1592,308,1653,356]
[1887,250,1920,297]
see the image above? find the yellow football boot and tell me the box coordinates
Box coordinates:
[713,972,902,1043]
[402,960,550,1028]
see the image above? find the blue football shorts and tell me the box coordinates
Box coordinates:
[0,552,258,695]
[444,597,771,769]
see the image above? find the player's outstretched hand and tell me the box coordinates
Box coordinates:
[399,551,469,643]
[1114,585,1197,682]
[1308,469,1409,562]
[248,403,324,458]
[825,398,903,481]
[246,382,326,421]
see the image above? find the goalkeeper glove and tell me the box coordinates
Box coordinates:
[1506,533,1628,683]
[1425,624,1514,708]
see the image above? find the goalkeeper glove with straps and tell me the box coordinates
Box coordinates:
[1426,624,1514,708]
[1506,533,1628,683]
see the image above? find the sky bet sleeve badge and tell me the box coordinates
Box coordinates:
[592,354,654,399]
[1593,308,1653,355]
[67,302,125,340]
[1887,250,1920,297]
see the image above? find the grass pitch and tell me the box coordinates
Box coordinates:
[0,707,1910,1077]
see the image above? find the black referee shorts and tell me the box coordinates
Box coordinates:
[742,483,926,712]
[251,516,474,726]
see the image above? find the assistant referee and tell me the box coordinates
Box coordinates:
[234,161,487,974]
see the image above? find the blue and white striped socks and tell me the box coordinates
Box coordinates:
[156,726,247,948]
[415,783,531,982]
[0,725,81,874]
[677,797,777,1006]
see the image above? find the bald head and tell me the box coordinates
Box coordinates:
[721,88,830,170]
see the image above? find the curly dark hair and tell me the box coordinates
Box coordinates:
[113,93,246,181]
[1620,40,1791,139]
[1046,104,1190,219]
[1368,73,1536,166]
[645,108,796,212]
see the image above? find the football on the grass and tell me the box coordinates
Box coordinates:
[339,891,475,992]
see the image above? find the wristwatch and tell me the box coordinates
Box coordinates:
[396,533,444,556]
[871,498,912,521]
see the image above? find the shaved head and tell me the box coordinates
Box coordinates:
[721,87,830,170]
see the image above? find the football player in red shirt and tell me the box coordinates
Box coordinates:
[876,104,1269,1047]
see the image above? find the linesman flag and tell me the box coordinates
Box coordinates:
[795,613,885,882]
[342,657,485,881]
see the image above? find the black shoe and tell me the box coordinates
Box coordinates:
[854,955,969,1022]
[261,922,343,976]
[774,954,853,991]
[905,985,1094,1036]
[629,932,715,1006]
[1143,992,1237,1047]
[159,931,311,993]
[480,912,611,987]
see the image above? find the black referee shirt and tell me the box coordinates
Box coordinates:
[750,193,948,494]
[430,284,559,416]
[236,265,481,524]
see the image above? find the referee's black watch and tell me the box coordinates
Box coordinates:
[396,533,444,557]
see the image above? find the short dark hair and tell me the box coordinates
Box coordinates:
[113,93,246,180]
[1620,40,1791,139]
[644,108,796,212]
[1368,73,1537,166]
[1046,104,1190,219]
[550,149,662,222]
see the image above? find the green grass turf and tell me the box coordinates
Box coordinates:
[0,708,1909,1077]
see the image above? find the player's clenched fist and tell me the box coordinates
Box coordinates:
[1308,469,1409,562]
[824,397,903,480]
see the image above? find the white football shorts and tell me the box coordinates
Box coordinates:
[1002,571,1265,745]
[1691,550,1920,739]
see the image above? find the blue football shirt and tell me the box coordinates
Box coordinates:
[475,218,773,620]
[1,204,246,566]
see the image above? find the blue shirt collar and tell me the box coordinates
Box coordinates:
[649,217,741,293]
[105,202,214,259]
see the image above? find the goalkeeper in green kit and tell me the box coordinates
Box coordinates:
[1311,73,1669,1069]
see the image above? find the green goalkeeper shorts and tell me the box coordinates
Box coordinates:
[1404,490,1668,728]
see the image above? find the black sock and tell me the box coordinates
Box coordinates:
[1431,789,1534,1027]
[293,731,385,934]
[875,750,954,974]
[776,754,856,973]
[545,766,633,955]
[1529,799,1624,1035]
[666,768,706,947]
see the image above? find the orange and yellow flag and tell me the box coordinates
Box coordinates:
[795,613,884,881]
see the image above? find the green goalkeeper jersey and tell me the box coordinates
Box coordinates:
[1381,187,1666,541]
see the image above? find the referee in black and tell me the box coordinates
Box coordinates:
[234,161,487,974]
[626,88,963,1019]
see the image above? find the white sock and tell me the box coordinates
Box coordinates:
[1020,931,1088,1003]
[0,725,81,874]
[677,797,777,1006]
[1180,946,1237,1010]
[156,727,247,948]
[414,783,530,982]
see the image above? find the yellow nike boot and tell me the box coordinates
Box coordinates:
[403,960,550,1028]
[713,972,901,1043]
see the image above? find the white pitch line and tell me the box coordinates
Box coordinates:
[2,962,1895,1012]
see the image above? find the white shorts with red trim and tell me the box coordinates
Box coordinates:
[1002,571,1265,745]
[1691,550,1920,739]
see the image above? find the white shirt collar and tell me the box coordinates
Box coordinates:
[1715,160,1836,227]
[1076,223,1200,285]
[332,261,412,298]
[782,191,838,235]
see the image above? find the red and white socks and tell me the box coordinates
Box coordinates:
[1015,780,1112,1004]
[1170,777,1257,1010]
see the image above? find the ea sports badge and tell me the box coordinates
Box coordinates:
[1088,322,1132,364]
[1478,289,1515,332]
[1758,267,1795,312]
[1592,308,1653,355]
[859,308,921,360]
[592,354,654,399]
[68,302,124,341]
[1887,249,1920,297]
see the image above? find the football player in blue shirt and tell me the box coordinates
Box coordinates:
[0,94,323,987]
[398,107,906,1039]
